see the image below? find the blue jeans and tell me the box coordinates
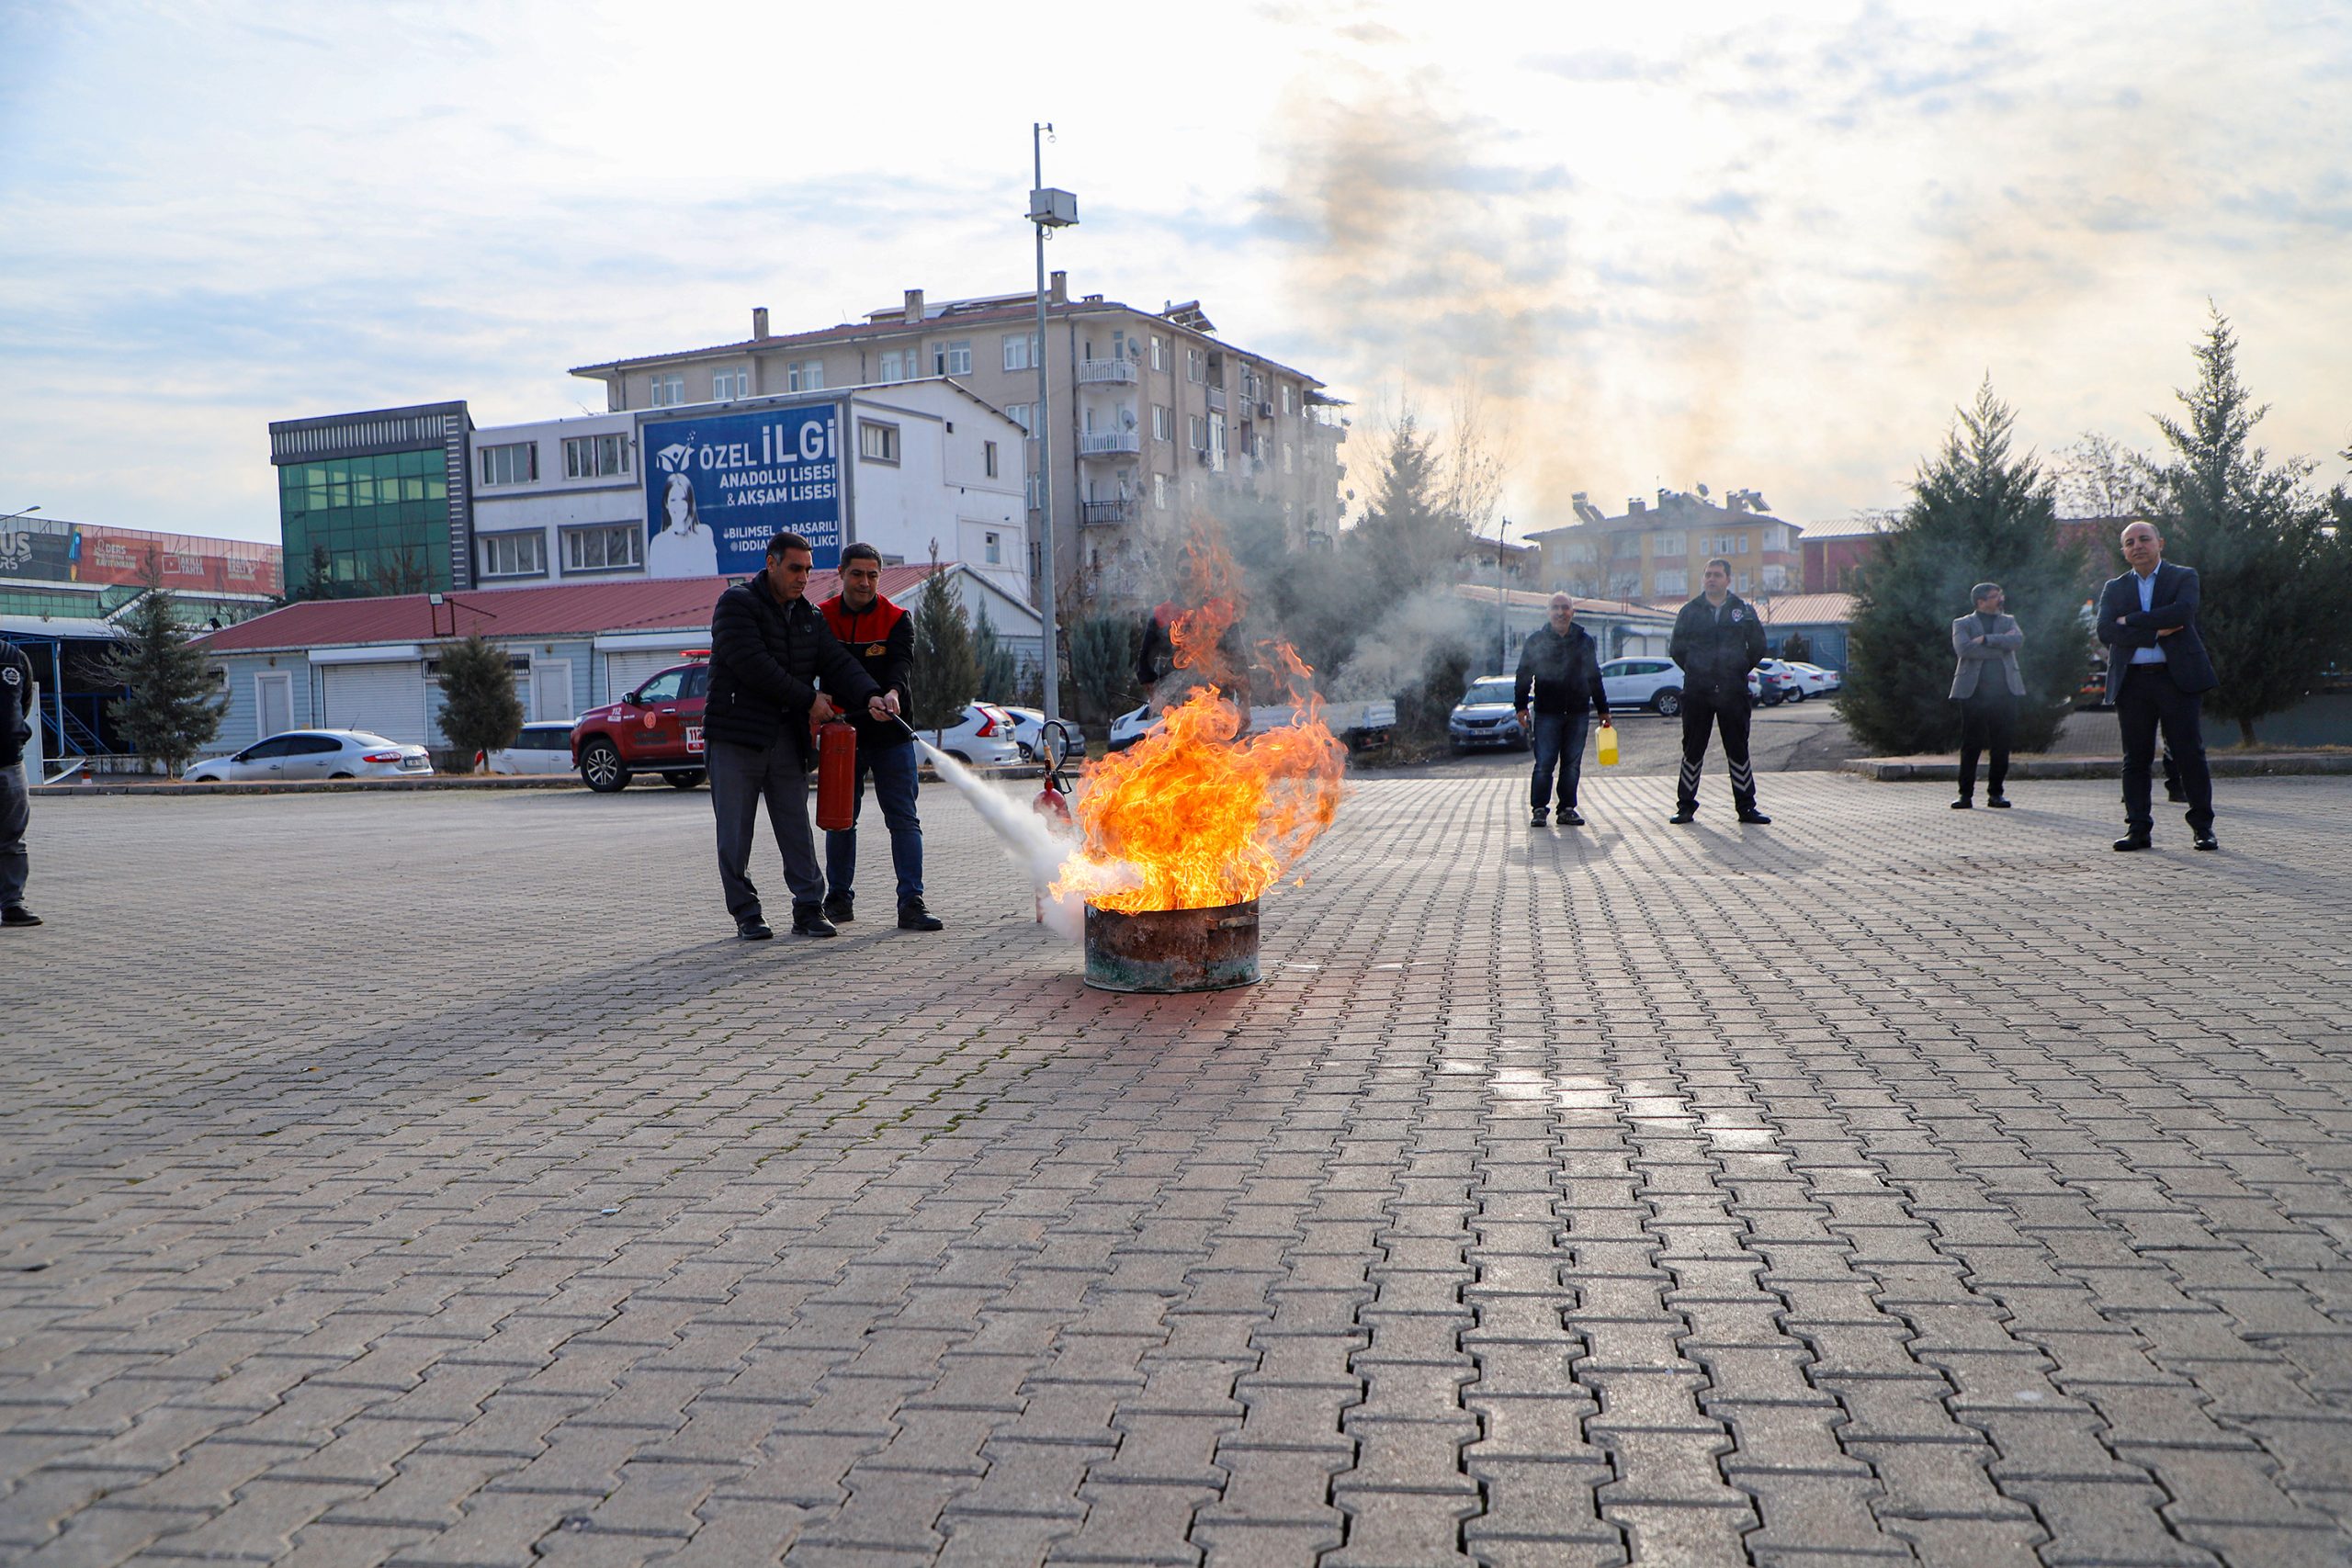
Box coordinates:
[824,739,923,906]
[1529,712,1590,811]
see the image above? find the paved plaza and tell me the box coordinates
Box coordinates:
[5,772,2351,1567]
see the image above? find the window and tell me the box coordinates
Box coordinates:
[1761,564,1789,590]
[1734,571,1752,592]
[650,374,684,407]
[1152,405,1172,442]
[787,359,823,392]
[1763,525,1788,551]
[859,421,900,463]
[1150,335,1166,371]
[1654,530,1685,555]
[984,531,1002,565]
[878,348,919,383]
[713,368,750,400]
[1003,402,1031,433]
[1185,348,1203,383]
[933,340,972,376]
[984,440,999,479]
[562,522,642,573]
[1737,535,1749,553]
[479,442,537,486]
[1153,473,1168,511]
[563,434,628,479]
[479,531,546,578]
[1611,533,1643,559]
[1002,333,1040,372]
[635,669,684,705]
[1654,568,1688,595]
[1281,383,1295,415]
[1189,414,1207,449]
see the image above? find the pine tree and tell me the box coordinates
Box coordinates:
[435,634,524,768]
[1838,381,2089,755]
[972,604,1020,704]
[1778,630,1812,663]
[1068,615,1142,731]
[909,547,979,737]
[295,545,334,603]
[104,555,225,776]
[2146,310,2352,745]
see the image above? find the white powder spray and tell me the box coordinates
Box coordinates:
[915,740,1122,941]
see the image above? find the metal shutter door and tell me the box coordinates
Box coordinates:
[604,650,681,701]
[322,661,428,745]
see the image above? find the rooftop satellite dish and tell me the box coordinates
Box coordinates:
[1697,484,1710,498]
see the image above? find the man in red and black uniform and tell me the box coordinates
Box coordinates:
[818,543,943,931]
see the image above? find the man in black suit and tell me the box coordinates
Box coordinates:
[2096,520,2218,852]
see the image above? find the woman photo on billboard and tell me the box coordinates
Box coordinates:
[650,471,718,578]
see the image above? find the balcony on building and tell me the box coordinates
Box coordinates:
[1080,497,1136,525]
[1078,431,1141,457]
[1205,387,1227,414]
[1076,358,1138,387]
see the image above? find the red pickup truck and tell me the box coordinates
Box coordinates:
[571,656,709,792]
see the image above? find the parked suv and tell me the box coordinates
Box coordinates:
[571,657,711,792]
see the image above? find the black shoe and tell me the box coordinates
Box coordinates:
[897,899,944,932]
[822,895,854,923]
[736,915,773,941]
[2193,833,2219,852]
[1985,795,2011,808]
[1737,809,1771,825]
[1951,797,1973,809]
[2,906,41,928]
[791,911,838,938]
[1669,809,1696,825]
[1558,808,1585,827]
[1530,807,1548,827]
[2166,788,2188,804]
[2113,833,2153,852]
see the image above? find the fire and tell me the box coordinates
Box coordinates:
[1051,587,1345,914]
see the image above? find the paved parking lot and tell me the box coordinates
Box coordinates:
[1411,700,1863,780]
[5,772,2350,1566]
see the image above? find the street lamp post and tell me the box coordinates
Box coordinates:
[1028,125,1077,726]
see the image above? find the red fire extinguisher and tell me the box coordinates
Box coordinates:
[813,716,858,830]
[1032,750,1074,923]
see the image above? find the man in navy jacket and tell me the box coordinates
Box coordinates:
[2096,520,2218,852]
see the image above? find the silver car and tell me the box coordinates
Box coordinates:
[486,721,580,776]
[185,730,434,782]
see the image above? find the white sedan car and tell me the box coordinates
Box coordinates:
[923,703,1023,767]
[1783,661,1842,697]
[485,721,579,776]
[186,730,434,782]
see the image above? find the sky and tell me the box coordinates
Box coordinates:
[3,0,2348,547]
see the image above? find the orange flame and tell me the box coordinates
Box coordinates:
[1052,590,1345,914]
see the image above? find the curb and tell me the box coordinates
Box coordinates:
[1844,752,2352,782]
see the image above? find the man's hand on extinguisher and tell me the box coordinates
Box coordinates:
[867,690,899,723]
[809,692,840,724]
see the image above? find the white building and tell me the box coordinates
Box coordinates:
[465,379,1032,607]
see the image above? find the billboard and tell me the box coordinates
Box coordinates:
[641,401,843,577]
[0,516,282,597]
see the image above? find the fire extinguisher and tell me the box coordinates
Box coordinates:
[813,716,858,830]
[1031,724,1076,922]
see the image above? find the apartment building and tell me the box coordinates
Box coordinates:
[567,275,1348,607]
[1528,487,1804,602]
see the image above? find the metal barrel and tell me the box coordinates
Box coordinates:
[1083,900,1261,993]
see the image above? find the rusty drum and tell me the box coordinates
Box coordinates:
[1082,900,1261,993]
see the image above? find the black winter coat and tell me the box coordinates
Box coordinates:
[1668,592,1767,694]
[0,641,32,767]
[1511,624,1610,718]
[705,574,879,754]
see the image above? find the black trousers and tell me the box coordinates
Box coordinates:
[2117,663,2213,833]
[1956,686,2016,799]
[708,734,823,920]
[1678,683,1755,812]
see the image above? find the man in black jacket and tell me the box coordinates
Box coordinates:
[1666,558,1770,825]
[706,533,887,939]
[2097,520,2219,852]
[1512,593,1612,827]
[0,639,39,927]
[817,544,941,931]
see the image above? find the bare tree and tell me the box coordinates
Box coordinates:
[2054,432,2156,519]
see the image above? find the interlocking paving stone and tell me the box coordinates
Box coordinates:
[4,773,2350,1565]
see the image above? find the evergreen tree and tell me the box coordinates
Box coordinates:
[2146,310,2352,744]
[1068,615,1142,732]
[1778,630,1812,663]
[1336,412,1481,749]
[1838,381,2088,755]
[972,604,1020,704]
[104,555,225,776]
[909,547,979,737]
[435,634,523,767]
[294,545,334,603]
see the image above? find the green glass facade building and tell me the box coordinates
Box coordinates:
[269,402,473,597]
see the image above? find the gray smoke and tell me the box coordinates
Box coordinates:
[1322,587,1484,702]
